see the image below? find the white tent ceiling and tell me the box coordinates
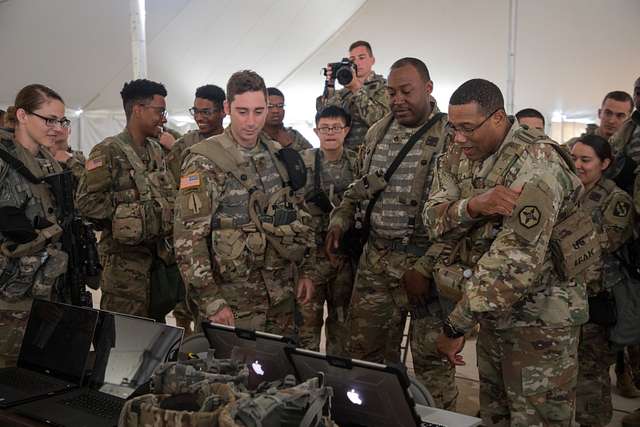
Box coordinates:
[1,0,639,149]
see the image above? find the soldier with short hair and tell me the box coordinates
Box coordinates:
[317,40,390,153]
[431,79,593,426]
[174,70,314,336]
[298,105,359,354]
[76,79,177,318]
[263,87,312,152]
[515,108,545,131]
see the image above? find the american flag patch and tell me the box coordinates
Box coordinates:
[180,174,201,189]
[86,158,103,171]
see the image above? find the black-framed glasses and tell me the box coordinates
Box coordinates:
[188,107,219,117]
[139,104,168,118]
[448,108,502,137]
[317,126,346,134]
[267,103,285,109]
[28,111,71,129]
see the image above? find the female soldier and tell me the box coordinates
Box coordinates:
[572,134,634,427]
[0,84,70,367]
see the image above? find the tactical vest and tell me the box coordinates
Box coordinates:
[187,133,313,278]
[107,135,176,246]
[360,111,447,244]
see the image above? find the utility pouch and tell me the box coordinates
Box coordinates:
[550,209,601,280]
[276,147,307,191]
[433,264,470,302]
[307,190,333,214]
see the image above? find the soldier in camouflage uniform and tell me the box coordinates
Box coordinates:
[316,40,390,153]
[47,125,87,180]
[174,70,314,336]
[569,136,634,427]
[430,79,594,426]
[0,84,71,367]
[515,108,545,131]
[564,91,633,149]
[263,87,312,153]
[166,85,226,183]
[76,79,177,318]
[326,58,457,409]
[298,106,358,354]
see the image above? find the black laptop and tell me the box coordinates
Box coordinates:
[14,310,184,427]
[0,299,98,408]
[202,322,295,389]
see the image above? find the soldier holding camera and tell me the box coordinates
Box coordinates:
[316,40,390,153]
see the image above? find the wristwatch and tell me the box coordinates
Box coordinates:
[442,318,465,339]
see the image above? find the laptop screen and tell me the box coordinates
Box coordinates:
[19,300,98,384]
[87,312,183,399]
[286,348,421,427]
[201,322,294,389]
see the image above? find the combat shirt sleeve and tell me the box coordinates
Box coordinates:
[75,143,115,221]
[600,189,633,253]
[347,82,390,127]
[447,155,566,332]
[165,138,186,185]
[173,152,226,319]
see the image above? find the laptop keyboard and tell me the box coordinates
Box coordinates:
[0,369,63,392]
[62,390,123,418]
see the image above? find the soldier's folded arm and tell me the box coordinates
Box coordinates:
[447,171,565,333]
[75,144,116,225]
[173,153,225,320]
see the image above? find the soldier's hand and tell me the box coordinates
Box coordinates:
[324,225,344,268]
[208,306,235,326]
[296,277,314,305]
[467,185,522,218]
[344,74,363,92]
[324,64,334,82]
[158,131,176,150]
[402,269,431,297]
[436,334,466,367]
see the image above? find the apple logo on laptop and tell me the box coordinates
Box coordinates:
[347,389,363,405]
[252,360,265,376]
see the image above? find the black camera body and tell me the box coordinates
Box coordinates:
[323,58,357,86]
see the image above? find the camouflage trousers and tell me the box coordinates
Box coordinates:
[477,324,579,427]
[0,301,31,368]
[100,251,152,317]
[575,322,616,426]
[298,253,354,355]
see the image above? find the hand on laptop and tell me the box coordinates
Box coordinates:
[436,334,466,367]
[297,277,314,305]
[208,306,235,326]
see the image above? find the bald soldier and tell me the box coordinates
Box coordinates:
[430,79,595,426]
[326,57,457,409]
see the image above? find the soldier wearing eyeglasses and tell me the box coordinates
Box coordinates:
[262,87,312,152]
[166,85,226,183]
[76,79,178,320]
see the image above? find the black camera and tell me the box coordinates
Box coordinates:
[323,58,357,86]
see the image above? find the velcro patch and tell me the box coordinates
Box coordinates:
[86,157,104,171]
[180,174,201,189]
[613,200,630,218]
[506,181,552,243]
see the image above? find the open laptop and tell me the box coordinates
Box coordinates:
[14,310,184,427]
[0,299,98,408]
[285,347,481,427]
[201,322,295,389]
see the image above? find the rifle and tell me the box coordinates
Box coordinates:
[44,169,101,307]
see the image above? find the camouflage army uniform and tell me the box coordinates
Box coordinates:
[317,72,390,153]
[423,122,590,426]
[277,128,313,153]
[329,104,458,409]
[166,130,208,184]
[173,129,315,336]
[0,130,68,367]
[575,178,633,426]
[298,147,359,354]
[76,130,176,317]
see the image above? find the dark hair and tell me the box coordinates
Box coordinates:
[450,79,504,116]
[349,40,373,56]
[120,79,167,120]
[195,84,225,109]
[315,105,351,127]
[515,108,545,127]
[226,70,267,104]
[602,90,633,112]
[390,57,431,82]
[267,87,284,99]
[575,134,612,163]
[8,84,64,126]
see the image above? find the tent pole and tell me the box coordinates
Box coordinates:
[130,0,148,79]
[506,0,518,114]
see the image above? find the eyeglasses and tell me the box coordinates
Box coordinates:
[267,103,285,109]
[188,107,219,117]
[139,104,168,118]
[28,111,71,129]
[317,126,346,134]
[448,108,501,137]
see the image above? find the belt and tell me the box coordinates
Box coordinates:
[371,237,427,257]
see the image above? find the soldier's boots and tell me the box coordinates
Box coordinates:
[623,409,640,427]
[617,370,640,398]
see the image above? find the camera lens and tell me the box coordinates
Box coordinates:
[336,67,353,86]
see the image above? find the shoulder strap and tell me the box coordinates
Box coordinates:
[0,144,42,184]
[110,136,155,201]
[363,112,446,227]
[313,148,322,194]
